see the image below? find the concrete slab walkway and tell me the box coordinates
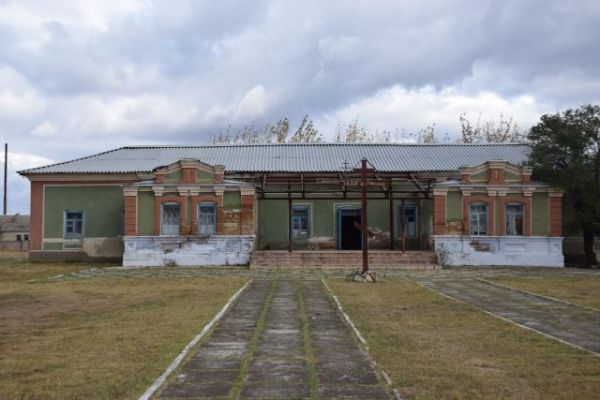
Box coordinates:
[158,279,389,399]
[418,278,600,354]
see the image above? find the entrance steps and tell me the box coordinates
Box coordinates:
[250,250,438,270]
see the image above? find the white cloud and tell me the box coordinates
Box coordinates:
[30,121,57,138]
[0,0,599,213]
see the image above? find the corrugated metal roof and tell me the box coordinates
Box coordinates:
[19,143,531,175]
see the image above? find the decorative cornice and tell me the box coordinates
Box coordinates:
[152,186,164,197]
[123,186,138,197]
[214,185,225,196]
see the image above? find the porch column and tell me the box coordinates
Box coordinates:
[433,189,447,235]
[523,189,533,236]
[240,189,255,235]
[214,186,225,234]
[288,194,292,252]
[389,190,394,250]
[548,191,563,237]
[124,186,137,236]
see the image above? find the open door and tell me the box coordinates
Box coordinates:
[398,204,419,250]
[337,208,362,250]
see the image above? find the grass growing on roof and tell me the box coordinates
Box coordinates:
[0,261,248,399]
[327,278,600,400]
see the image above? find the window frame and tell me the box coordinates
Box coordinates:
[505,202,525,236]
[197,203,217,236]
[63,209,85,240]
[291,205,311,239]
[160,202,181,236]
[469,202,488,236]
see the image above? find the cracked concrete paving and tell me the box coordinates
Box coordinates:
[418,278,600,354]
[158,279,390,399]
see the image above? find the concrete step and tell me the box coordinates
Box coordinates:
[250,250,438,270]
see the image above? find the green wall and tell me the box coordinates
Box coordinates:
[257,198,424,250]
[138,191,155,235]
[224,191,241,209]
[44,186,123,239]
[532,192,549,236]
[258,199,288,249]
[165,169,182,182]
[447,191,462,221]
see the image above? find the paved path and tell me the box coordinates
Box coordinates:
[418,278,600,354]
[158,279,389,399]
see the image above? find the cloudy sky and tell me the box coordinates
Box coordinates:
[1,0,599,213]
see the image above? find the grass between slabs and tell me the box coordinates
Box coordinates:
[486,275,600,309]
[327,278,600,400]
[0,262,248,399]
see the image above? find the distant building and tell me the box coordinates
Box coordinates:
[0,214,30,250]
[18,144,564,267]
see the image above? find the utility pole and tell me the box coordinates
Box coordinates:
[3,143,7,215]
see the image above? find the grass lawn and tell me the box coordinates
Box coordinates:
[0,261,248,399]
[486,275,600,309]
[328,278,600,400]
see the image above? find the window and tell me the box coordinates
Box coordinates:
[24,234,29,241]
[16,234,21,241]
[64,210,84,239]
[198,204,216,236]
[161,203,180,235]
[292,207,310,238]
[469,203,487,235]
[505,203,524,236]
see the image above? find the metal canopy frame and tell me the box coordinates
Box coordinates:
[245,169,436,261]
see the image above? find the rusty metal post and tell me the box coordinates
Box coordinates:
[389,181,394,250]
[3,143,7,215]
[360,158,369,273]
[401,199,406,252]
[288,183,292,252]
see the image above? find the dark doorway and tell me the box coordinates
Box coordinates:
[338,208,362,250]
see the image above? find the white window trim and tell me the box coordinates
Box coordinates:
[469,203,488,236]
[197,202,217,236]
[63,209,85,240]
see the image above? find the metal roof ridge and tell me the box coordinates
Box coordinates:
[17,146,127,175]
[121,142,530,148]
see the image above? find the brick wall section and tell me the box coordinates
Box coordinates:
[549,196,563,236]
[29,181,44,250]
[124,196,137,235]
[433,194,447,235]
[241,195,255,235]
[488,168,505,184]
[182,168,196,184]
[221,210,242,235]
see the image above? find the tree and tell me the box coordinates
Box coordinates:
[334,118,391,143]
[459,113,527,143]
[289,115,322,143]
[528,104,600,266]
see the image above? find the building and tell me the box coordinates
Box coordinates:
[18,143,564,267]
[0,214,30,250]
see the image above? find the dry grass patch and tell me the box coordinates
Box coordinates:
[328,278,600,400]
[0,262,248,399]
[487,275,600,309]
